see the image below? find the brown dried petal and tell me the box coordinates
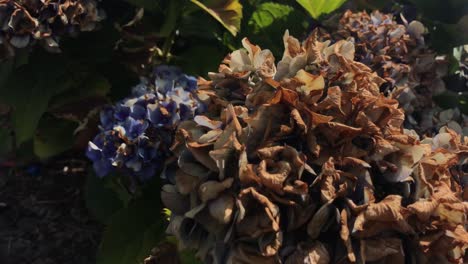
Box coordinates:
[307,202,334,239]
[362,237,403,262]
[407,199,439,222]
[285,242,330,264]
[161,185,190,215]
[339,209,356,262]
[198,178,234,203]
[236,187,280,238]
[256,159,291,194]
[208,194,235,224]
[226,244,281,264]
[175,169,199,195]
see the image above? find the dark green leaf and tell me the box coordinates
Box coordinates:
[85,170,125,223]
[409,0,468,24]
[0,127,13,158]
[48,73,110,121]
[159,0,184,37]
[0,52,71,145]
[180,250,203,264]
[458,94,468,115]
[97,201,165,264]
[428,16,468,52]
[176,45,226,77]
[432,91,468,115]
[0,59,15,94]
[33,116,78,160]
[97,177,165,264]
[433,92,460,109]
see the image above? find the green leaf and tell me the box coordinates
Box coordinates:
[180,250,203,264]
[433,92,460,110]
[0,127,13,158]
[97,200,165,264]
[249,3,294,33]
[85,170,125,223]
[176,44,226,77]
[107,177,133,207]
[190,0,243,36]
[33,116,78,160]
[409,0,468,24]
[0,52,71,145]
[458,94,468,115]
[159,0,183,37]
[432,91,468,115]
[428,16,468,52]
[297,0,347,19]
[97,178,165,264]
[246,2,308,57]
[48,73,111,121]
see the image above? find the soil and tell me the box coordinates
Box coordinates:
[0,153,102,264]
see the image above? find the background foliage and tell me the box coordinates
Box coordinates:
[0,0,466,263]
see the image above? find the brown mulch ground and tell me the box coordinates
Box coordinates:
[0,154,102,264]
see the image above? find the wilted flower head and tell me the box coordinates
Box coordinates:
[163,31,468,263]
[0,0,105,59]
[336,10,424,90]
[335,10,456,137]
[86,65,204,181]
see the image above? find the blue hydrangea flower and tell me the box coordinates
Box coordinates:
[86,65,205,180]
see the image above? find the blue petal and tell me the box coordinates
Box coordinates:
[114,104,131,121]
[125,156,142,172]
[93,159,113,178]
[132,83,149,97]
[123,117,149,140]
[137,163,157,181]
[86,141,102,161]
[99,107,114,130]
[130,104,147,120]
[179,103,193,121]
[137,137,158,162]
[178,74,198,91]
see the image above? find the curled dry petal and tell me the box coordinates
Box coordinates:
[198,178,234,202]
[307,202,335,240]
[208,194,235,224]
[362,237,403,262]
[175,169,199,195]
[339,209,356,262]
[256,159,291,194]
[285,242,330,264]
[236,187,280,238]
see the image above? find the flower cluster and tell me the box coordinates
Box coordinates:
[86,65,205,181]
[162,31,468,263]
[333,11,468,138]
[0,0,105,60]
[336,10,425,93]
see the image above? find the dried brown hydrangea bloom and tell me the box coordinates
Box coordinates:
[337,10,425,91]
[335,11,459,137]
[162,31,468,263]
[0,0,105,59]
